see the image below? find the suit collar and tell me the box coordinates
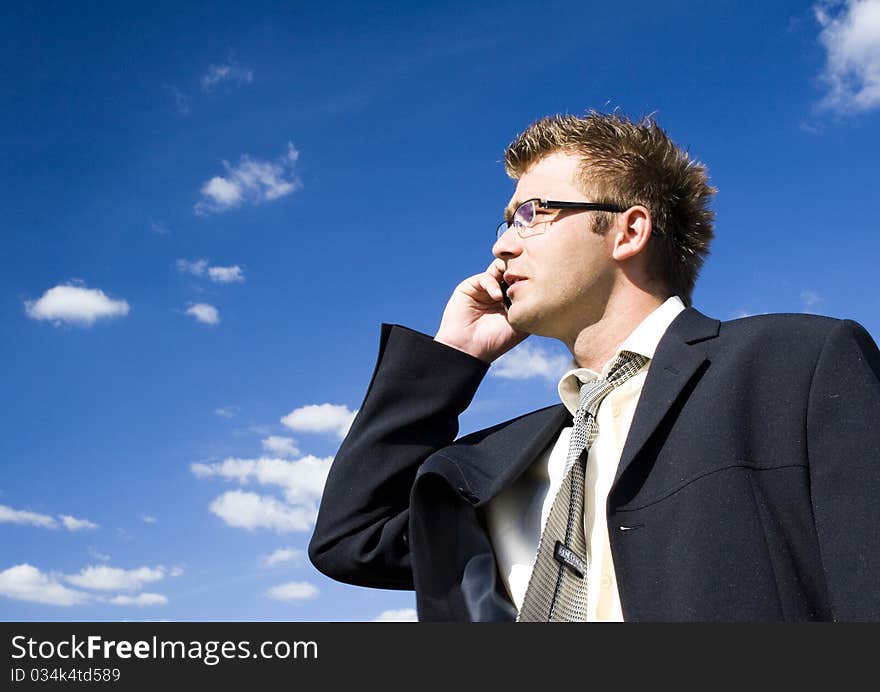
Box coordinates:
[613,307,720,487]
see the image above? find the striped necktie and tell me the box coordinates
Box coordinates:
[518,350,649,622]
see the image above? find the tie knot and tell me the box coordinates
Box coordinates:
[576,350,648,416]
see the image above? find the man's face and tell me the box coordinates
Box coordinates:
[493,151,618,343]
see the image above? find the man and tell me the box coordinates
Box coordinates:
[309,111,880,621]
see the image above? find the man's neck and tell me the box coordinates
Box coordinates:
[564,292,667,372]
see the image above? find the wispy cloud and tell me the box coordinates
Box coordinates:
[59,515,99,531]
[163,84,190,115]
[814,0,880,113]
[490,341,571,382]
[150,219,170,235]
[262,547,303,567]
[185,303,220,325]
[281,404,357,439]
[64,565,168,592]
[214,406,239,419]
[176,258,209,277]
[195,143,301,215]
[142,515,158,525]
[372,608,418,622]
[801,289,823,309]
[265,581,319,602]
[0,564,89,606]
[176,259,245,284]
[201,60,254,93]
[87,547,111,563]
[0,504,98,531]
[106,593,168,607]
[24,282,129,327]
[0,505,56,529]
[261,436,300,458]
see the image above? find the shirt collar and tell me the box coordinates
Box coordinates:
[557,296,686,415]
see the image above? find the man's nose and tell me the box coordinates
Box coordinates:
[492,226,524,260]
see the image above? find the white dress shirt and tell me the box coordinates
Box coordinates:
[482,296,685,621]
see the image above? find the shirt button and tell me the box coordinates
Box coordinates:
[600,574,612,589]
[612,406,621,417]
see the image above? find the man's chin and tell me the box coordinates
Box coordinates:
[507,303,544,336]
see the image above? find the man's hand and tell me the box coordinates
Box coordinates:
[434,258,528,363]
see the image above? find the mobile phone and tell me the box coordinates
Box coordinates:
[500,279,512,309]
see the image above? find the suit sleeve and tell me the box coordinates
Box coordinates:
[807,319,880,621]
[308,324,489,589]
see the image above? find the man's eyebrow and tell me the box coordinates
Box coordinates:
[503,200,519,223]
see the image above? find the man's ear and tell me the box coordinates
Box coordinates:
[610,206,652,262]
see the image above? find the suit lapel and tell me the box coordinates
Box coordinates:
[483,404,571,501]
[437,404,571,505]
[613,308,720,487]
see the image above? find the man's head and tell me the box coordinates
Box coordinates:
[500,111,716,309]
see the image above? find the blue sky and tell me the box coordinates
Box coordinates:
[2,0,879,621]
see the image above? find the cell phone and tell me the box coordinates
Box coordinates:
[500,279,512,309]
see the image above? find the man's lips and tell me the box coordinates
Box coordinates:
[503,275,526,301]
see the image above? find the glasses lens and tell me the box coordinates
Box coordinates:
[514,200,536,228]
[496,221,509,239]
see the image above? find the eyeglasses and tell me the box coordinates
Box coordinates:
[496,198,627,239]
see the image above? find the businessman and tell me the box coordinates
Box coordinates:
[309,111,880,621]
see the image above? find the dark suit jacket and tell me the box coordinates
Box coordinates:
[309,308,880,621]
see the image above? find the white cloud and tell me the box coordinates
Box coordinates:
[87,547,111,562]
[0,504,57,529]
[815,0,880,113]
[214,406,239,419]
[142,515,158,524]
[0,564,90,606]
[208,490,316,533]
[372,608,418,622]
[195,143,301,215]
[262,547,303,567]
[265,581,319,602]
[106,593,168,607]
[64,565,166,592]
[191,455,332,507]
[176,258,209,277]
[24,282,129,327]
[0,505,98,531]
[281,404,357,439]
[261,436,300,458]
[59,515,99,531]
[491,342,572,381]
[194,454,332,533]
[177,259,244,284]
[185,303,220,325]
[207,265,244,283]
[201,61,254,92]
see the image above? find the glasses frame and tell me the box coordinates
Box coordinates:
[496,198,627,239]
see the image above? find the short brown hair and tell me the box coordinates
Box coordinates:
[504,111,716,306]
